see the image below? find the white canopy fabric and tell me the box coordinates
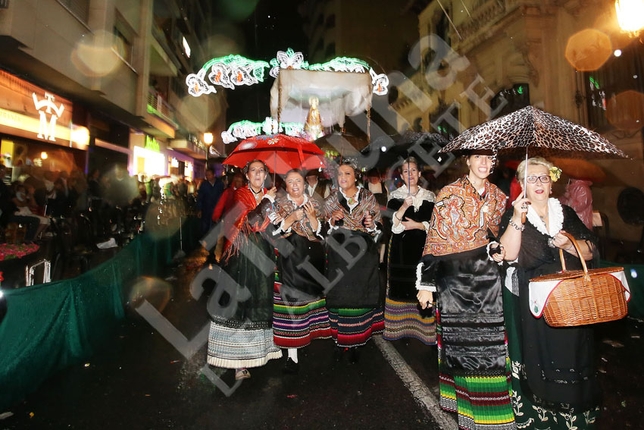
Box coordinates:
[270,69,373,128]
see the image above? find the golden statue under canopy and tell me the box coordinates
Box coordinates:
[304,96,323,140]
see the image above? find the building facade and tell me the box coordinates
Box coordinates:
[391,0,644,241]
[0,0,225,185]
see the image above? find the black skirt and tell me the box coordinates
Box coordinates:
[431,246,507,375]
[277,233,326,301]
[325,229,382,308]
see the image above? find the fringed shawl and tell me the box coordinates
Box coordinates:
[222,186,271,262]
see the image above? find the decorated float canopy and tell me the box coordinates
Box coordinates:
[185,48,389,143]
[270,68,373,129]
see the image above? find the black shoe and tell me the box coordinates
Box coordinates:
[283,357,299,374]
[348,347,360,364]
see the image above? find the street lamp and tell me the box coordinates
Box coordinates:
[203,132,213,169]
[615,0,644,36]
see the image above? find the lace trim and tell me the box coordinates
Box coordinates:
[389,186,435,211]
[526,197,563,237]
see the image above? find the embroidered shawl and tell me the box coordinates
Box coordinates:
[423,176,506,256]
[324,187,382,232]
[222,186,271,262]
[274,193,324,242]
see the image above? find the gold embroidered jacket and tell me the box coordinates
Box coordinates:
[423,176,506,257]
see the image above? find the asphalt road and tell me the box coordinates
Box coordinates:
[2,249,643,429]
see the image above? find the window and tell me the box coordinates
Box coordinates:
[435,9,451,47]
[113,27,133,65]
[113,16,135,67]
[431,101,460,141]
[585,41,644,131]
[490,84,530,119]
[57,0,89,24]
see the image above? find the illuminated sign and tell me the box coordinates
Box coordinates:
[0,70,74,146]
[145,135,160,152]
[32,92,65,142]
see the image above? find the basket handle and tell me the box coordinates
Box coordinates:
[557,231,589,278]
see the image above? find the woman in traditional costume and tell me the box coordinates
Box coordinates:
[383,157,436,345]
[416,150,514,430]
[272,169,331,374]
[206,160,282,381]
[324,160,384,363]
[500,157,601,428]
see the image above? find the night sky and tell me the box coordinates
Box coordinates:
[212,0,308,124]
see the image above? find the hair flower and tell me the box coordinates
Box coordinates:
[549,166,562,182]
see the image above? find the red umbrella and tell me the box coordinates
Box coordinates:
[223,134,325,174]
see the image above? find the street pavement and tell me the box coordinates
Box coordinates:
[1,248,643,429]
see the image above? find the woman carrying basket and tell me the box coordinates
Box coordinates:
[500,157,601,428]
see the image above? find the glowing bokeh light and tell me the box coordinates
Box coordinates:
[71,30,121,77]
[606,90,644,131]
[565,29,613,72]
[615,0,644,34]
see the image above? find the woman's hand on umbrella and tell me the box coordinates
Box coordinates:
[402,195,413,209]
[266,187,278,199]
[417,291,433,309]
[512,196,530,222]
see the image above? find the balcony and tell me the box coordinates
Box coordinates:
[169,137,207,160]
[150,23,181,77]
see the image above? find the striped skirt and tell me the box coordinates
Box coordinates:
[383,297,436,345]
[273,290,332,349]
[436,309,515,430]
[328,307,385,348]
[207,321,282,369]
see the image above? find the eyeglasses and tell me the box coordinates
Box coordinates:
[525,175,551,184]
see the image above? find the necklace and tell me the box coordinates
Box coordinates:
[342,188,358,205]
[535,208,548,224]
[249,186,262,195]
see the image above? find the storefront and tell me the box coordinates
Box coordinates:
[130,133,166,179]
[0,70,88,181]
[167,149,195,181]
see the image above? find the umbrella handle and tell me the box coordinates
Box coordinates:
[521,212,527,224]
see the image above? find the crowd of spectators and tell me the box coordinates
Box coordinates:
[0,163,204,245]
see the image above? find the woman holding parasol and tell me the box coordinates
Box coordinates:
[206,160,282,381]
[416,149,514,429]
[383,157,436,345]
[499,157,601,428]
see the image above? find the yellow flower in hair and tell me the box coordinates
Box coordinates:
[549,166,562,182]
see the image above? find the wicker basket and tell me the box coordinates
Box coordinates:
[529,232,628,327]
